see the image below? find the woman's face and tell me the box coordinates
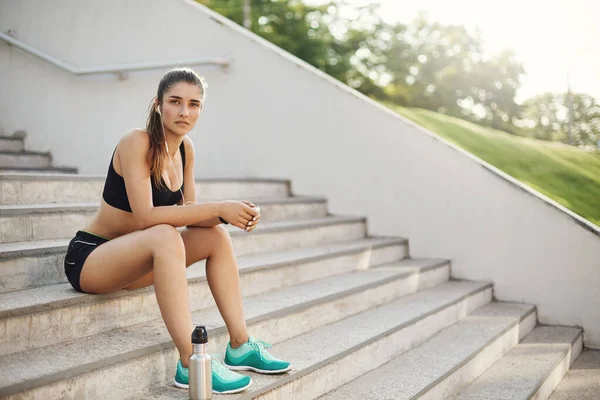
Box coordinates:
[159,82,203,136]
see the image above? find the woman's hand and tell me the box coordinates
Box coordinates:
[241,200,261,232]
[220,200,261,231]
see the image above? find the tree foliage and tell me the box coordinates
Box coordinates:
[521,92,600,145]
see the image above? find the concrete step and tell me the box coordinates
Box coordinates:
[0,150,52,169]
[0,196,329,243]
[0,166,78,174]
[318,302,537,400]
[130,280,492,400]
[0,215,369,293]
[0,259,453,399]
[0,236,411,356]
[0,137,24,152]
[550,349,600,400]
[0,131,26,139]
[455,326,583,400]
[0,174,291,205]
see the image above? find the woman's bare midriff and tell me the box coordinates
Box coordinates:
[83,199,143,239]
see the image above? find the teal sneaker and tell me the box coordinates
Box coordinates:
[224,337,291,374]
[173,357,253,394]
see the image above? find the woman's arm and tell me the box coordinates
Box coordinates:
[119,130,256,230]
[179,136,222,227]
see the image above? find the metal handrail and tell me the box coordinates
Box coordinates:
[0,31,231,78]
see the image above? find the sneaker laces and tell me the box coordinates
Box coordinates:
[211,355,242,380]
[249,338,274,361]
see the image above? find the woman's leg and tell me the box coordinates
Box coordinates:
[125,225,250,348]
[78,224,194,365]
[184,225,249,348]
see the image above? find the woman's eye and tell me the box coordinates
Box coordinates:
[170,100,179,104]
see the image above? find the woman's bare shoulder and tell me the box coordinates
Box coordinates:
[116,129,150,153]
[182,135,195,154]
[113,129,151,170]
[123,129,149,145]
[182,135,196,167]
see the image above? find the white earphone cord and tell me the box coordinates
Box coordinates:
[158,109,194,206]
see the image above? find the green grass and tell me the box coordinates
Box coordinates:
[388,105,600,227]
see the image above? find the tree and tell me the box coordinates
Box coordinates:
[467,49,524,133]
[521,92,600,146]
[564,93,600,146]
[388,15,524,132]
[521,93,564,140]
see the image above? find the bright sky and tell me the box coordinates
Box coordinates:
[307,0,600,103]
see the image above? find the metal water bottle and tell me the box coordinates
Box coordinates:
[189,326,212,400]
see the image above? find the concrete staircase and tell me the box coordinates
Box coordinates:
[0,131,77,174]
[0,136,588,400]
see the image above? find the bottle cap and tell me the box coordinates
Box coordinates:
[192,326,209,344]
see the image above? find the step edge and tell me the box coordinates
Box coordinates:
[0,150,51,157]
[0,136,24,142]
[0,167,78,173]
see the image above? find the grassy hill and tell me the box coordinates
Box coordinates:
[387,105,600,227]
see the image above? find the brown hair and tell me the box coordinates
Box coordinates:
[146,67,207,187]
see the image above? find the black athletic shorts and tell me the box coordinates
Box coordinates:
[64,230,110,293]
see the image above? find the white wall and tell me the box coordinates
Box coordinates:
[1,0,599,347]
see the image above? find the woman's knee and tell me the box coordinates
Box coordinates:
[211,224,232,247]
[146,224,185,255]
[195,225,233,257]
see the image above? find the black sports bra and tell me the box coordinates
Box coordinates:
[102,142,186,212]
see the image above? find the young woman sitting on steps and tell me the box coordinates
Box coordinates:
[63,67,290,394]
